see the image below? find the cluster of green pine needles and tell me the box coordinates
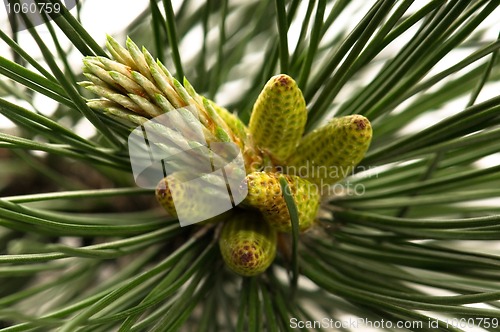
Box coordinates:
[0,0,499,331]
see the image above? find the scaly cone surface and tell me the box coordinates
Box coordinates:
[248,74,307,164]
[219,211,277,276]
[80,35,262,171]
[287,115,372,186]
[241,172,320,233]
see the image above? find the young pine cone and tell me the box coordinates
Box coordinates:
[287,115,372,186]
[241,172,320,233]
[219,212,277,276]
